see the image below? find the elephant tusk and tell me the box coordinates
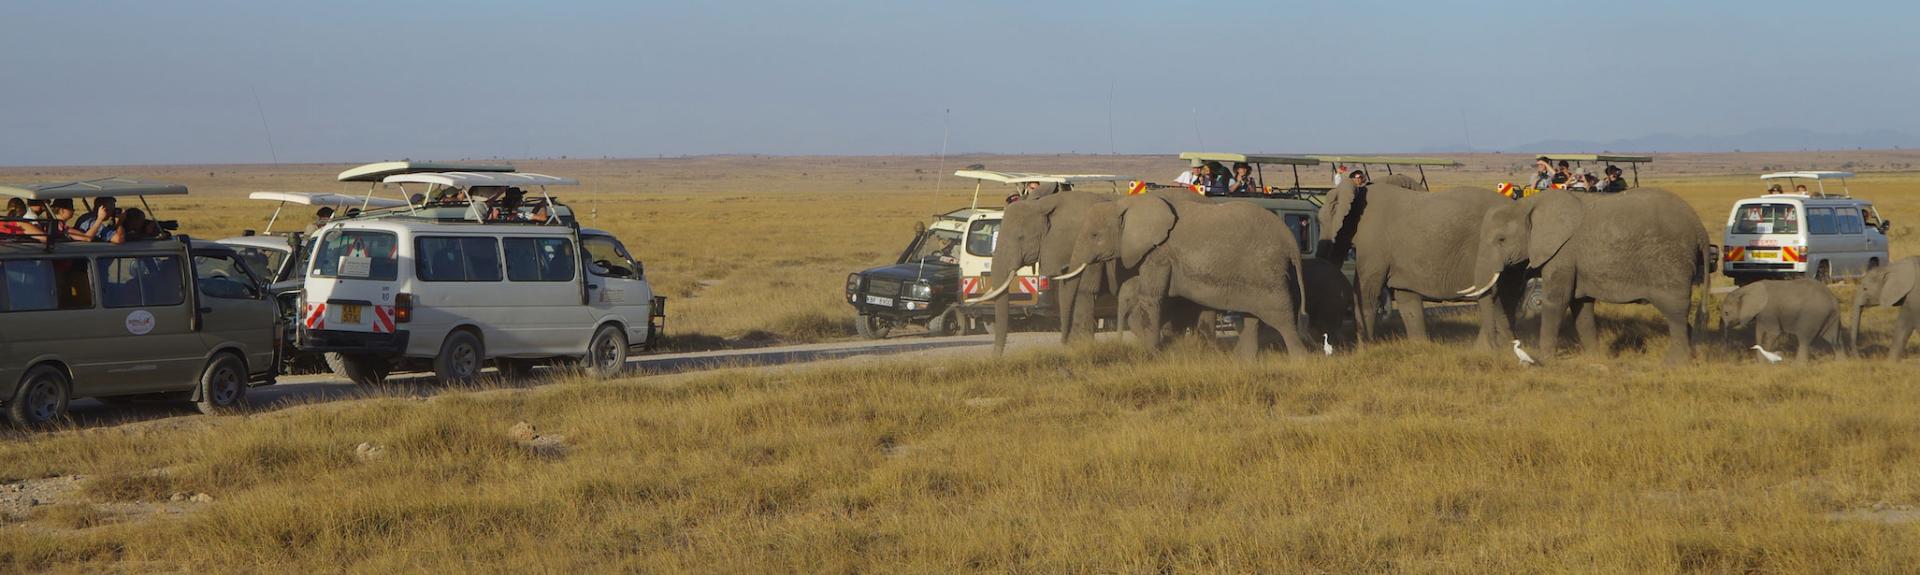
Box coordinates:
[1457,272,1501,299]
[1053,263,1089,282]
[962,277,1014,305]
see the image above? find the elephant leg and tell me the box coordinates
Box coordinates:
[1393,291,1428,342]
[1253,302,1309,357]
[1892,312,1914,361]
[1537,298,1568,359]
[1070,277,1099,342]
[1356,274,1386,341]
[1795,335,1811,362]
[1574,299,1600,352]
[1653,296,1692,365]
[1235,315,1261,360]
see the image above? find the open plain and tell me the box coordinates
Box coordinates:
[5,151,1920,571]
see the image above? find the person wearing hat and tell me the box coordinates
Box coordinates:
[1599,165,1629,193]
[1766,183,1785,194]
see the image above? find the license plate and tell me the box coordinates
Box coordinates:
[338,304,363,324]
[1749,250,1778,261]
[865,295,893,307]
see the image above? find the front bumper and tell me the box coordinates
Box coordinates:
[847,291,943,322]
[296,328,411,355]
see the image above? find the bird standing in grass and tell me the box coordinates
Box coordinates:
[1750,344,1783,364]
[1322,333,1334,356]
[1512,340,1537,366]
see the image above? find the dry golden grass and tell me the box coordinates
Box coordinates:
[5,151,1920,571]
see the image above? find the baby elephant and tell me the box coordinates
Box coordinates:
[1721,278,1848,361]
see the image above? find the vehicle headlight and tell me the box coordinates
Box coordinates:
[909,282,933,300]
[846,274,861,293]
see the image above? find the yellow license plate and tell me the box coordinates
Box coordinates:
[1749,250,1778,261]
[339,304,363,324]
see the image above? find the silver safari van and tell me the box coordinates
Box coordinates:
[296,164,664,385]
[1723,171,1890,284]
[1,179,279,426]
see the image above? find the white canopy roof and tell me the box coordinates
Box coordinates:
[952,170,1133,185]
[381,172,579,188]
[248,191,407,208]
[0,178,188,200]
[338,161,516,182]
[1762,171,1854,180]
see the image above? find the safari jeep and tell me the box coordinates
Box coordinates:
[948,171,1138,332]
[845,213,968,338]
[296,162,664,385]
[1724,171,1890,284]
[1,179,279,426]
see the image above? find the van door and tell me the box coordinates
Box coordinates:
[581,234,653,349]
[89,255,199,396]
[192,252,278,376]
[3,258,123,397]
[305,228,401,339]
[1831,206,1869,277]
[502,235,589,355]
[1726,202,1804,274]
[1863,205,1890,267]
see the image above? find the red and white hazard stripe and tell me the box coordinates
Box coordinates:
[303,303,327,330]
[371,305,395,334]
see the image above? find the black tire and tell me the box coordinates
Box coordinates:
[1869,258,1882,271]
[195,354,248,415]
[854,314,891,340]
[326,353,391,386]
[495,358,540,380]
[926,308,957,337]
[1813,261,1832,283]
[7,365,70,427]
[577,324,628,378]
[434,331,486,384]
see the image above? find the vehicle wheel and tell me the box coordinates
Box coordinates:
[926,308,957,337]
[6,365,70,427]
[434,331,486,384]
[1813,261,1832,283]
[1522,278,1546,317]
[1868,258,1881,271]
[326,353,391,386]
[195,354,248,415]
[854,314,891,340]
[495,358,540,380]
[577,324,628,378]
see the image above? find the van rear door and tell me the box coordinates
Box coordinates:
[304,228,401,336]
[1726,202,1805,270]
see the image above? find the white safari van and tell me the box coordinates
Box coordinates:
[1723,171,1890,284]
[297,163,664,384]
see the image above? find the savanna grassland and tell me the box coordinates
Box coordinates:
[4,151,1920,572]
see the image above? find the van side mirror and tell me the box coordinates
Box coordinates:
[1881,220,1893,233]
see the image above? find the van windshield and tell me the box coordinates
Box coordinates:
[1733,203,1798,235]
[311,230,399,280]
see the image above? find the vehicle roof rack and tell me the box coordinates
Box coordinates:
[1178,152,1320,166]
[0,178,188,200]
[1761,171,1855,198]
[337,161,518,183]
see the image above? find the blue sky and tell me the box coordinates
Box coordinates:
[3,0,1915,165]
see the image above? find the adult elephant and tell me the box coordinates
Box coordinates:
[1463,189,1713,364]
[1317,180,1519,348]
[1060,194,1310,359]
[1850,256,1920,359]
[961,190,1114,355]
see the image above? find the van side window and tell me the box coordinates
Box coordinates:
[1734,204,1798,234]
[312,230,399,280]
[581,236,638,278]
[415,237,503,282]
[1282,213,1313,255]
[1807,207,1836,235]
[503,237,576,282]
[966,220,999,257]
[2,259,94,312]
[232,247,286,282]
[97,256,184,309]
[193,255,262,300]
[1864,207,1884,231]
[1836,208,1863,234]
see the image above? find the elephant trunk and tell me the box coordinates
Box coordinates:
[1850,296,1866,352]
[994,286,1010,354]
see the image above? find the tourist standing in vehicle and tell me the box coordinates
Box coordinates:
[0,198,45,238]
[1599,165,1628,193]
[305,207,335,236]
[1530,157,1555,190]
[1175,165,1203,186]
[1795,184,1810,195]
[1228,162,1258,194]
[74,196,117,241]
[111,208,164,244]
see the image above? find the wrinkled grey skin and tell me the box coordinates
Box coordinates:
[1470,189,1713,364]
[1851,256,1920,359]
[1069,195,1310,359]
[969,191,1112,355]
[1116,282,1211,342]
[1300,257,1362,346]
[1318,180,1518,348]
[1721,278,1848,361]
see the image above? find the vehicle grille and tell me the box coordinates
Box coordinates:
[866,278,902,297]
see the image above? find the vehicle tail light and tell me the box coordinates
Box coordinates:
[395,293,412,323]
[1723,247,1744,262]
[1033,276,1051,291]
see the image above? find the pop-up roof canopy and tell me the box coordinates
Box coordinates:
[381,172,579,188]
[0,178,188,201]
[248,191,407,208]
[952,170,1134,185]
[337,160,517,183]
[1539,154,1654,164]
[1762,171,1855,180]
[1307,155,1460,167]
[1179,152,1320,166]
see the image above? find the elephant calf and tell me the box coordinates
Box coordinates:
[1721,278,1847,361]
[1852,256,1920,359]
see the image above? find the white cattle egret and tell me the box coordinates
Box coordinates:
[1512,340,1537,366]
[1322,333,1334,356]
[1750,344,1783,364]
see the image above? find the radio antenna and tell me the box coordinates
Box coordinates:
[250,84,279,163]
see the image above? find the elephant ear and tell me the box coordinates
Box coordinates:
[1884,260,1920,308]
[1320,182,1354,239]
[1120,195,1177,268]
[1735,285,1770,324]
[1526,192,1582,268]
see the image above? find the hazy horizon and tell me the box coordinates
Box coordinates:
[5,0,1916,166]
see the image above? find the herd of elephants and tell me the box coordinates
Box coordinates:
[959,175,1919,364]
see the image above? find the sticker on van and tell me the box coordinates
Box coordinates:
[338,256,373,278]
[125,310,155,335]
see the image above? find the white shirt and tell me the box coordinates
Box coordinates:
[1174,171,1199,185]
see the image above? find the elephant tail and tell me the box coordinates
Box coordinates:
[1292,249,1311,340]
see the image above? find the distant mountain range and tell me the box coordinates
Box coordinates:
[1427,128,1919,154]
